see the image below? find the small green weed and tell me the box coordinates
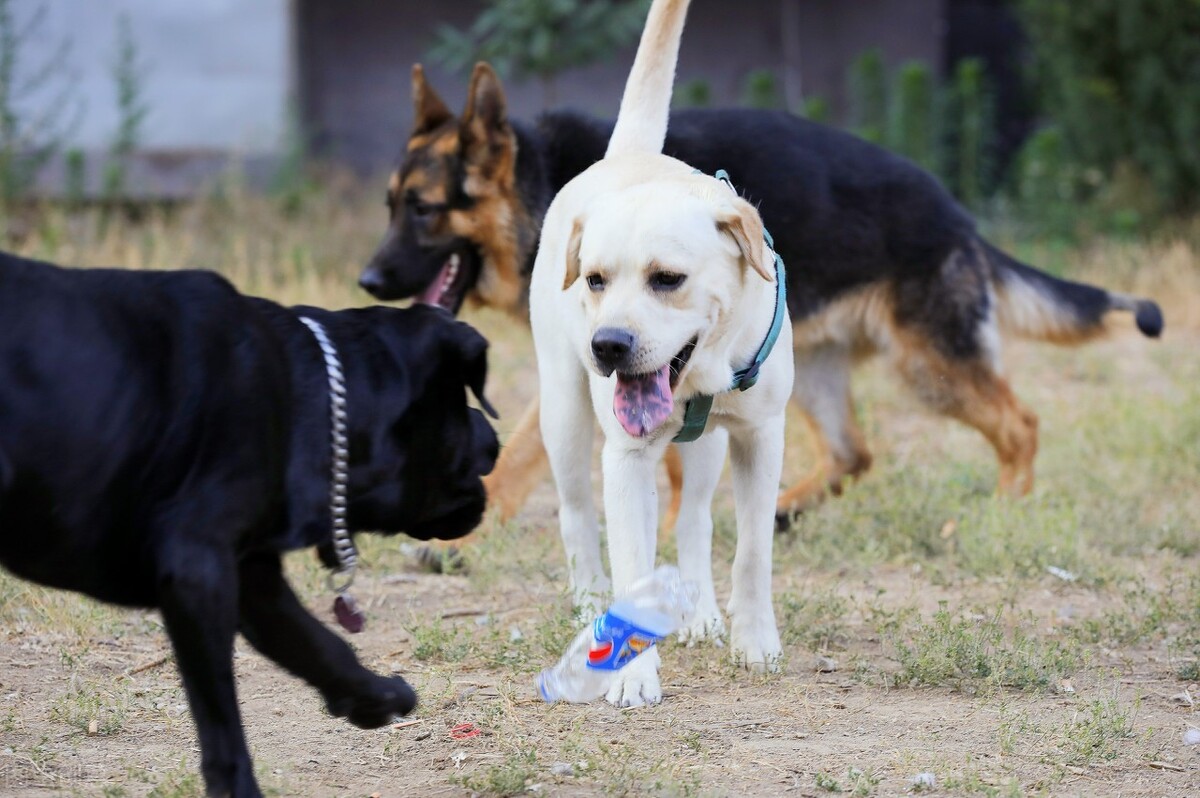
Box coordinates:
[815,770,843,792]
[49,680,128,735]
[891,602,1082,691]
[453,747,538,797]
[779,590,849,651]
[408,617,474,663]
[1059,696,1137,765]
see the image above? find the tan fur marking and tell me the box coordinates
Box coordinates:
[776,379,872,517]
[993,277,1109,345]
[717,198,771,282]
[562,218,584,291]
[891,328,1038,496]
[434,133,461,158]
[406,134,432,152]
[660,445,684,535]
[482,397,549,522]
[791,284,894,356]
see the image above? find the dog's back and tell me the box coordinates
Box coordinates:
[0,252,284,602]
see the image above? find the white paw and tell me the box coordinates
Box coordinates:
[604,650,662,708]
[677,601,725,647]
[729,613,782,674]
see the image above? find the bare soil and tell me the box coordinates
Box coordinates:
[3,315,1199,798]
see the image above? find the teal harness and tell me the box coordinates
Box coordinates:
[672,170,788,443]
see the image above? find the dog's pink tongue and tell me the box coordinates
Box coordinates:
[415,261,452,306]
[613,366,674,437]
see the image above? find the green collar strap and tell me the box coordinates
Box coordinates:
[673,169,787,443]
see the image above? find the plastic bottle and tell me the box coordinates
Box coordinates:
[536,565,698,703]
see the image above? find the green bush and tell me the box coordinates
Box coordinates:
[848,49,887,145]
[889,61,937,173]
[740,68,783,110]
[430,0,650,106]
[1017,0,1200,214]
[946,58,995,209]
[674,78,711,109]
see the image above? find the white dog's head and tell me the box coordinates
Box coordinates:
[562,173,774,438]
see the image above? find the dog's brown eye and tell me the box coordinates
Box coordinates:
[586,273,606,291]
[650,272,686,291]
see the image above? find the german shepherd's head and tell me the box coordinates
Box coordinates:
[360,63,532,316]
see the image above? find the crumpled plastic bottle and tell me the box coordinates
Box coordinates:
[536,565,698,703]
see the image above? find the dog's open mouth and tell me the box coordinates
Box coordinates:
[613,337,697,438]
[414,251,474,313]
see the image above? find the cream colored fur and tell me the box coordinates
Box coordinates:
[529,0,792,707]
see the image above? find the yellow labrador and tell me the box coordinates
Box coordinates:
[529,0,792,707]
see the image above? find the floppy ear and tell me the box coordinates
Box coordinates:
[411,63,453,135]
[717,198,773,282]
[562,216,585,290]
[446,322,499,419]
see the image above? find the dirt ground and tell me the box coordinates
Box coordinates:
[3,290,1200,796]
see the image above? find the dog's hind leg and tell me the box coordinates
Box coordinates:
[893,331,1039,496]
[483,396,550,522]
[776,343,872,525]
[237,553,415,727]
[659,444,684,535]
[674,427,728,645]
[155,529,260,798]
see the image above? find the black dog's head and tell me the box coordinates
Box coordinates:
[342,305,499,541]
[358,63,528,316]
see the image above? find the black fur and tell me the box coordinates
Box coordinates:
[367,107,1162,349]
[0,251,498,798]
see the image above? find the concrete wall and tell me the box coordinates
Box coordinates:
[14,0,290,154]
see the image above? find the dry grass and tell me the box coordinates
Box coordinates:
[2,189,1199,797]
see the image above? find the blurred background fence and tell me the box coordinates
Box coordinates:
[3,0,1199,239]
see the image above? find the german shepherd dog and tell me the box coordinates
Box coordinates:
[360,62,1164,528]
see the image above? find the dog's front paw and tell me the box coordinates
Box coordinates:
[729,616,782,674]
[677,602,725,647]
[326,675,417,729]
[604,651,662,708]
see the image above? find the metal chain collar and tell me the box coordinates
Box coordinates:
[298,316,357,592]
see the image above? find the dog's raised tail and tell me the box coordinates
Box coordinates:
[606,0,693,158]
[983,239,1164,343]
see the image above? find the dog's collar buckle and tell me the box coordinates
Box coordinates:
[673,170,787,443]
[298,315,364,634]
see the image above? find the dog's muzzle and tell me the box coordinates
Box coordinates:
[591,327,636,376]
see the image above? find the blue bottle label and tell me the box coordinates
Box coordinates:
[585,611,662,671]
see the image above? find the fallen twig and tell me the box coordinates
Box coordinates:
[126,655,170,676]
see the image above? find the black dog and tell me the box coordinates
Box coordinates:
[0,251,498,797]
[360,63,1162,525]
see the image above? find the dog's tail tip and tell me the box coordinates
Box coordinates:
[1135,300,1164,338]
[1109,293,1164,338]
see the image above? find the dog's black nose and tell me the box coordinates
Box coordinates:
[358,267,386,296]
[591,327,636,375]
